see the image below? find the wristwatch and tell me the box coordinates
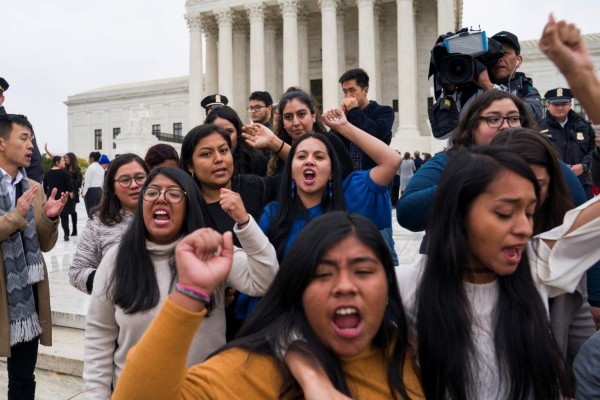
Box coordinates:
[583,163,590,173]
[492,84,503,91]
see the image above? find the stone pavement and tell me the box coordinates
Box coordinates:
[0,203,424,399]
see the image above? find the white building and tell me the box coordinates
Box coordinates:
[65,0,600,159]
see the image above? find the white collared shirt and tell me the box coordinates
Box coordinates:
[0,167,24,209]
[82,162,105,196]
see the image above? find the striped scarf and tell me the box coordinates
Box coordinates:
[0,168,44,345]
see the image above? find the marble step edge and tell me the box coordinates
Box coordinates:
[51,309,86,330]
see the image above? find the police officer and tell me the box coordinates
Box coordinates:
[200,94,228,116]
[539,87,595,199]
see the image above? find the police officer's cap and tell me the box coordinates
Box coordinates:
[201,94,229,112]
[0,77,9,93]
[492,31,521,55]
[544,87,573,104]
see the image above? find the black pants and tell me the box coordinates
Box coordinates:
[7,337,39,400]
[60,215,70,239]
[70,212,78,235]
[84,187,102,217]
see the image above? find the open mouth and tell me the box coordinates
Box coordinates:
[502,245,524,264]
[332,306,363,338]
[303,169,316,184]
[212,168,229,177]
[153,209,171,225]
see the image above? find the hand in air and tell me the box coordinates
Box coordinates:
[16,186,38,218]
[175,228,234,295]
[242,123,277,150]
[539,14,591,76]
[44,188,68,219]
[322,108,348,130]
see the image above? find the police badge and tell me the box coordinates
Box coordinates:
[576,132,584,141]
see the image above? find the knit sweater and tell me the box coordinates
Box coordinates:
[112,299,425,400]
[69,210,134,293]
[84,215,278,400]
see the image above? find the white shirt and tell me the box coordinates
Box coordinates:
[0,167,24,208]
[82,162,105,196]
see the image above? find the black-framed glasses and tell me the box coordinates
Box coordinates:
[247,105,267,112]
[478,115,524,128]
[141,187,187,204]
[115,174,147,187]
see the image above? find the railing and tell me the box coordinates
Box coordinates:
[153,132,183,144]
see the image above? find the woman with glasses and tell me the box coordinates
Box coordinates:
[69,153,150,294]
[397,90,586,239]
[204,105,268,176]
[83,167,278,399]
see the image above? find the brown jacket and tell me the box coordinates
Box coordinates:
[0,179,58,357]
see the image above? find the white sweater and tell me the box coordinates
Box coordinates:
[83,216,278,400]
[397,195,600,399]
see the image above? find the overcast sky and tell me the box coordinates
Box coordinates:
[3,0,598,153]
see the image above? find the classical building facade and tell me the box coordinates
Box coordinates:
[65,0,600,158]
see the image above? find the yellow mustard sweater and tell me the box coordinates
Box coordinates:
[112,298,424,399]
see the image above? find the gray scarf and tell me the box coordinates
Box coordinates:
[0,168,44,345]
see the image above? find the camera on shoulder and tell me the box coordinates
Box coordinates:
[428,28,504,87]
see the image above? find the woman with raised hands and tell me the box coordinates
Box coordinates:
[83,167,278,399]
[112,212,423,399]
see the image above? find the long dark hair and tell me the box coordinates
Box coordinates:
[180,123,232,186]
[106,167,206,314]
[65,152,81,173]
[205,105,260,175]
[267,87,327,176]
[266,133,345,260]
[220,212,412,399]
[491,128,573,234]
[450,90,536,148]
[418,146,573,399]
[92,153,149,226]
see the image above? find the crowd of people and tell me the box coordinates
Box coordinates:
[2,14,600,400]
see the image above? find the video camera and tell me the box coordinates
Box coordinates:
[428,28,505,91]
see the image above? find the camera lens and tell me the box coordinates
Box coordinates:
[440,55,475,85]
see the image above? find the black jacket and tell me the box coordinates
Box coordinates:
[539,109,595,186]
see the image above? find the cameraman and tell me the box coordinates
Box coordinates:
[430,31,543,139]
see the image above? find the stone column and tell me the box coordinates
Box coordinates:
[264,10,278,97]
[319,0,339,111]
[374,2,384,101]
[298,5,310,91]
[357,0,377,100]
[396,0,419,137]
[246,2,266,91]
[233,13,249,115]
[337,2,347,84]
[279,0,300,89]
[437,0,455,35]
[215,8,234,106]
[185,12,203,128]
[202,16,219,95]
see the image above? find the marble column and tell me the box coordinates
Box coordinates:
[185,12,203,128]
[202,16,219,96]
[319,0,339,111]
[298,5,310,91]
[396,0,419,138]
[279,0,300,89]
[246,3,266,91]
[215,8,234,106]
[437,0,455,35]
[357,0,377,100]
[264,10,278,97]
[374,2,384,102]
[337,2,347,84]
[233,14,249,115]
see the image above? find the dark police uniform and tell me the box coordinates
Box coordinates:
[539,88,595,198]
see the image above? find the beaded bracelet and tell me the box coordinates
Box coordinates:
[174,283,211,305]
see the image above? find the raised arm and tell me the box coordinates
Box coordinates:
[242,123,290,161]
[540,14,600,124]
[323,108,400,186]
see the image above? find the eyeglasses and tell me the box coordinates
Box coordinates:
[115,174,147,187]
[478,115,524,128]
[247,105,267,112]
[141,187,187,204]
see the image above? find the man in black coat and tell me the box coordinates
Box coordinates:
[539,87,595,199]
